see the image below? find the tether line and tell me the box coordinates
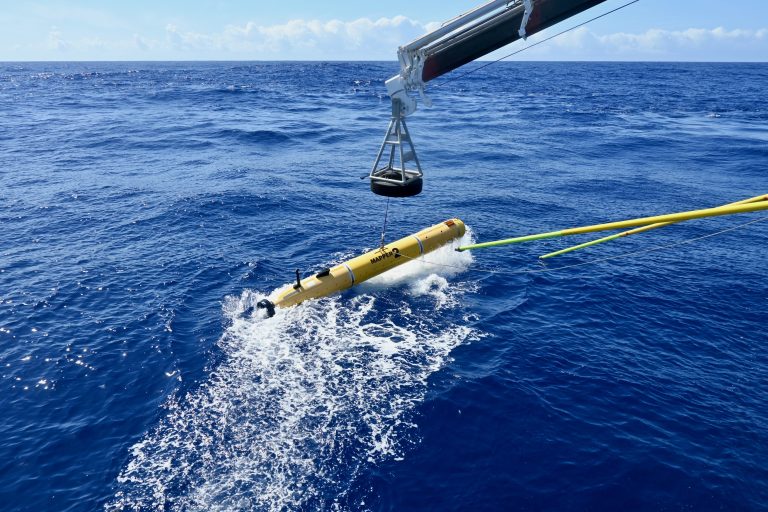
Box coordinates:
[379,197,391,249]
[432,0,641,89]
[399,216,768,276]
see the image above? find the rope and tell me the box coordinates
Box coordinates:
[432,0,641,89]
[399,216,768,276]
[379,197,391,249]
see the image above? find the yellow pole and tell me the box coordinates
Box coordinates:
[539,194,768,259]
[457,198,768,252]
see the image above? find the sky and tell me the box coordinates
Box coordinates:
[1,0,767,61]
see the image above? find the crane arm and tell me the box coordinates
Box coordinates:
[387,0,608,116]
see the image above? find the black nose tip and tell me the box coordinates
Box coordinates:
[256,299,275,318]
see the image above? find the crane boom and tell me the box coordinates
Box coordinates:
[421,0,607,83]
[369,0,609,197]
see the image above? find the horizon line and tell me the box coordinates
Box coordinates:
[2,59,768,64]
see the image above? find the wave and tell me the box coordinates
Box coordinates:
[215,128,294,145]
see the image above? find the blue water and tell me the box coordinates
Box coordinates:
[1,61,767,511]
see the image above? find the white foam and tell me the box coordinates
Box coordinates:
[108,230,480,511]
[362,228,477,309]
[362,228,475,290]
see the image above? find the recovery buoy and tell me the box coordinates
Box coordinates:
[370,172,423,197]
[257,218,465,316]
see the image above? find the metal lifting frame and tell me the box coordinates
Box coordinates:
[370,99,423,185]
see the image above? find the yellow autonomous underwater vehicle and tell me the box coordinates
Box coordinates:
[256,219,465,317]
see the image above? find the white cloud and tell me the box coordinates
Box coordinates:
[518,25,768,61]
[600,26,765,52]
[160,16,435,59]
[165,23,219,51]
[157,21,768,61]
[15,15,436,61]
[47,27,68,51]
[12,17,768,61]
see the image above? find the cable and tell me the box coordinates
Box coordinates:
[432,0,641,89]
[379,197,391,249]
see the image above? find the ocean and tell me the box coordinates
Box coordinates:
[1,61,766,511]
